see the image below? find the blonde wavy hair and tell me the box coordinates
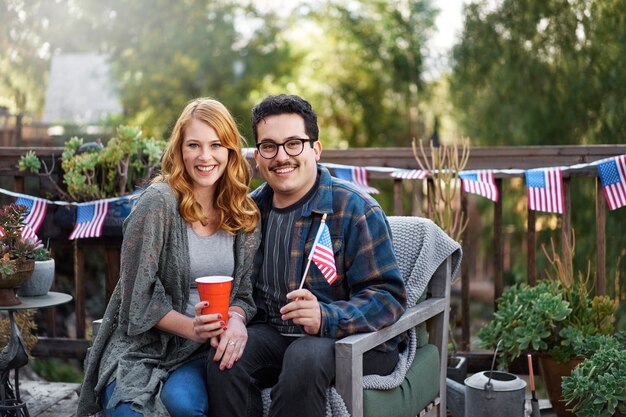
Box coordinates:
[154,98,259,233]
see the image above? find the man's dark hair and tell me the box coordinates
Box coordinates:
[251,94,319,143]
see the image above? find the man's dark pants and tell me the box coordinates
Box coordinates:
[207,323,398,417]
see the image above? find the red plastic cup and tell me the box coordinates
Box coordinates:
[195,276,233,327]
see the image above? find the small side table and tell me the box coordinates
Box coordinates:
[0,292,73,417]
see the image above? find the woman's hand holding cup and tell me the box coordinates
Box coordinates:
[195,276,233,327]
[192,275,234,343]
[192,301,226,343]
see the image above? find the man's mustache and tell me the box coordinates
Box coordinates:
[269,162,299,171]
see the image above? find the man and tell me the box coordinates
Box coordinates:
[207,94,406,417]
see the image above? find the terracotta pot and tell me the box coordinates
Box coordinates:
[538,355,584,417]
[0,259,35,306]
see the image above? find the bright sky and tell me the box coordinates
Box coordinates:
[424,0,465,79]
[431,0,465,54]
[250,0,466,79]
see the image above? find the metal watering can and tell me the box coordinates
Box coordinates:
[446,341,528,417]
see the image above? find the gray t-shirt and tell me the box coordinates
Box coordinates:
[255,207,303,334]
[186,226,235,316]
[254,178,318,335]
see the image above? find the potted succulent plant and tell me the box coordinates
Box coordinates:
[18,125,165,235]
[561,333,626,417]
[0,204,39,306]
[17,243,54,297]
[478,234,617,417]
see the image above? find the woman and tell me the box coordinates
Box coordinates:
[77,98,260,417]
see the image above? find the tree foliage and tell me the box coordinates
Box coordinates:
[4,1,624,147]
[450,0,626,145]
[76,0,291,139]
[1,0,438,145]
[0,0,86,112]
[295,0,437,147]
[447,0,626,314]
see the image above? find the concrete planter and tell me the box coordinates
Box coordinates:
[447,355,468,384]
[17,259,55,297]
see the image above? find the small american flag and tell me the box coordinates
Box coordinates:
[525,168,564,213]
[69,201,110,240]
[308,222,337,284]
[15,197,48,239]
[597,155,626,211]
[390,169,428,180]
[333,167,379,194]
[459,170,498,202]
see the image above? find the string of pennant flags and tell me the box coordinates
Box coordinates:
[0,188,130,241]
[324,154,626,213]
[1,153,624,241]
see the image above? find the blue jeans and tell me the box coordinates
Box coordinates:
[207,323,398,417]
[103,357,208,417]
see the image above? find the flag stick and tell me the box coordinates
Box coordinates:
[298,213,327,290]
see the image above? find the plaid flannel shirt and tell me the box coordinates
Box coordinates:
[251,165,406,352]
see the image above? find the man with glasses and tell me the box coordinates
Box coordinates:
[206,94,406,417]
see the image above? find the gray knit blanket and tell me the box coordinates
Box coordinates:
[262,216,463,417]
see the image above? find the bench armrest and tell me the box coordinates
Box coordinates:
[335,299,446,356]
[334,257,452,417]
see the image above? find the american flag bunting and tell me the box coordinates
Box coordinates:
[69,201,110,240]
[459,170,498,202]
[390,169,429,180]
[525,168,564,213]
[15,197,48,239]
[308,222,337,284]
[597,155,626,210]
[333,167,379,194]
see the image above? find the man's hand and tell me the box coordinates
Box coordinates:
[280,289,321,335]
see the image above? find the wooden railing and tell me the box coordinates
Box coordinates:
[0,114,53,147]
[1,144,625,363]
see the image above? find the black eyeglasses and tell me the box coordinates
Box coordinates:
[255,138,317,159]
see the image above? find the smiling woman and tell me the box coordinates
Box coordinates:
[76,97,261,417]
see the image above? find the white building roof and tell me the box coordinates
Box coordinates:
[43,53,122,124]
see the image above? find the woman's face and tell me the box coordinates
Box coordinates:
[182,119,229,195]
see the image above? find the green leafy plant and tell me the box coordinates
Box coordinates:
[32,244,51,262]
[18,150,41,172]
[562,335,626,417]
[19,125,165,202]
[478,232,617,367]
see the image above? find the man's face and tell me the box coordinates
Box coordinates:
[254,113,322,208]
